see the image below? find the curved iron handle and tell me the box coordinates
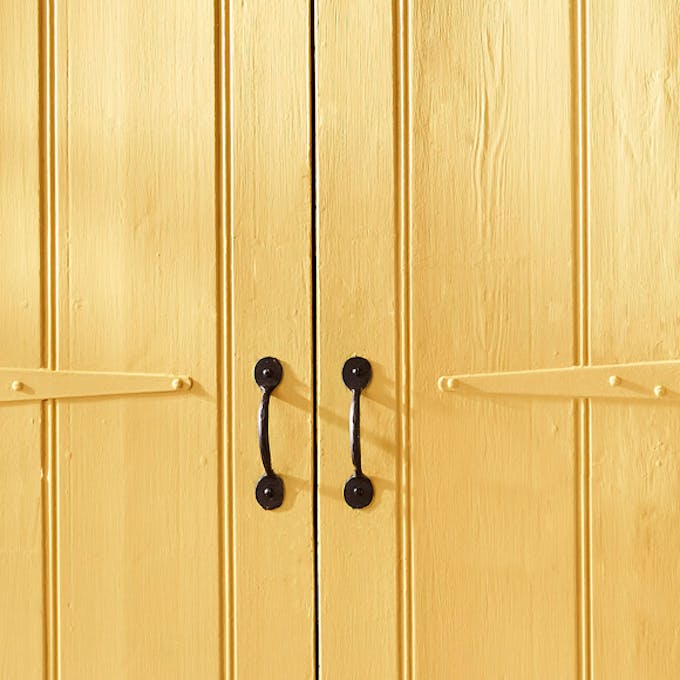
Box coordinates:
[342,357,373,508]
[254,357,284,509]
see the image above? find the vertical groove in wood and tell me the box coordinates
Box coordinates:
[39,0,60,675]
[310,0,320,674]
[393,0,412,678]
[575,0,593,677]
[38,2,50,674]
[576,398,592,680]
[577,2,591,371]
[225,1,237,675]
[44,402,58,680]
[227,2,238,670]
[215,1,232,678]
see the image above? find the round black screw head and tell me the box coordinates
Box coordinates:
[256,474,284,510]
[254,357,283,389]
[344,474,373,509]
[342,357,372,391]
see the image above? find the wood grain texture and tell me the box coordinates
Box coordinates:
[0,1,45,677]
[408,2,578,677]
[55,2,220,676]
[316,2,401,677]
[589,2,680,676]
[317,2,581,677]
[229,1,315,678]
[3,2,314,677]
[50,0,314,676]
[8,2,680,677]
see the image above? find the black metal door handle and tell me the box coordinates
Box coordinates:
[342,356,373,508]
[254,357,284,510]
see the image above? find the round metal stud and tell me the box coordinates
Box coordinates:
[256,474,284,510]
[254,357,283,390]
[654,385,667,398]
[171,378,184,390]
[343,474,373,509]
[608,375,621,387]
[10,380,23,392]
[342,357,372,391]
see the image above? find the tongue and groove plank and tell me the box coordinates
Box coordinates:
[54,2,220,676]
[408,3,578,678]
[0,2,43,677]
[589,2,680,677]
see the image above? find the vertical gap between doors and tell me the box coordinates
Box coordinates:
[310,1,320,678]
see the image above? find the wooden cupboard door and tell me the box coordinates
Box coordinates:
[316,1,680,678]
[0,1,314,678]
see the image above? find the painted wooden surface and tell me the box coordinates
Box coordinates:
[315,3,402,678]
[439,360,680,400]
[0,2,45,678]
[320,1,680,678]
[229,0,315,678]
[54,3,220,674]
[1,1,313,677]
[5,0,680,677]
[0,368,192,402]
[408,3,579,677]
[589,2,680,677]
[318,1,579,677]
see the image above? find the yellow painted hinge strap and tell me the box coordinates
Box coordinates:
[0,368,192,403]
[438,359,680,401]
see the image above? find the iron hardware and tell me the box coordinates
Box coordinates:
[254,357,285,510]
[342,356,373,509]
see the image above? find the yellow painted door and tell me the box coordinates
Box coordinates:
[316,2,680,678]
[0,1,314,678]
